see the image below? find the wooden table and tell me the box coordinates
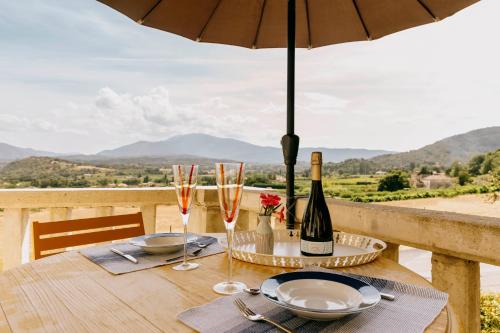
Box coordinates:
[0,251,453,332]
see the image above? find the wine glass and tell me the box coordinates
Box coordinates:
[213,162,247,295]
[172,164,199,271]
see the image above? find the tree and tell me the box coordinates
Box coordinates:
[457,170,470,186]
[481,155,494,175]
[449,161,463,177]
[418,166,431,175]
[377,171,410,192]
[97,178,109,186]
[468,154,485,176]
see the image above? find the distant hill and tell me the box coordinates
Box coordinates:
[367,127,500,170]
[0,157,108,183]
[98,133,394,163]
[0,143,56,161]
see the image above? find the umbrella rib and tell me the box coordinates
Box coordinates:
[416,0,439,21]
[305,0,312,49]
[137,0,163,24]
[352,0,371,41]
[196,0,223,42]
[252,0,267,49]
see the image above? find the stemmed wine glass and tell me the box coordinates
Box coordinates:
[213,162,247,295]
[172,164,199,271]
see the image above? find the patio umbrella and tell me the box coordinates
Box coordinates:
[98,0,479,229]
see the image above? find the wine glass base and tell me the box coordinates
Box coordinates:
[172,262,199,271]
[212,281,247,295]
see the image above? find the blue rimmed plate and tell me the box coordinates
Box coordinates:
[261,271,380,320]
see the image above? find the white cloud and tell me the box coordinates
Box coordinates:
[0,113,85,135]
[44,86,276,149]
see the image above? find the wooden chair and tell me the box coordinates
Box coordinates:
[33,212,145,259]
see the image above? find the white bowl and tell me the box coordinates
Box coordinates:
[144,236,184,247]
[130,233,195,254]
[275,279,363,320]
[276,279,363,312]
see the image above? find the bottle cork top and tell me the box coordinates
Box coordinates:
[311,152,322,165]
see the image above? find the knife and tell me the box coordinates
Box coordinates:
[111,248,138,264]
[380,292,395,301]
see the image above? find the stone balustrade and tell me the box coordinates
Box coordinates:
[0,187,499,332]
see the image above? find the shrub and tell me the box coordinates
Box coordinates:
[378,171,410,192]
[481,293,500,333]
[458,171,471,186]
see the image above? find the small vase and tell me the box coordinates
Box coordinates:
[255,215,274,255]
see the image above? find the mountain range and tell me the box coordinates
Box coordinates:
[1,127,499,167]
[97,134,393,163]
[0,143,56,162]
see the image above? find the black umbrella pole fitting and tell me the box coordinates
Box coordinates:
[282,0,299,230]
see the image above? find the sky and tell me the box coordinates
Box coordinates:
[0,0,499,154]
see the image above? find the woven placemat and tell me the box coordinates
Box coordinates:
[178,268,448,333]
[80,235,223,274]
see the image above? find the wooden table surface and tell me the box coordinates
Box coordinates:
[0,250,453,332]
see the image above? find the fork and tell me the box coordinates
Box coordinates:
[234,298,293,333]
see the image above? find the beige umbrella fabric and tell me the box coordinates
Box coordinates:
[99,0,478,49]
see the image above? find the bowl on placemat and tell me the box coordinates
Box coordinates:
[261,271,380,320]
[130,233,197,254]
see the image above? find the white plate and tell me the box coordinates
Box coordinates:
[261,271,380,321]
[130,233,197,254]
[276,279,363,312]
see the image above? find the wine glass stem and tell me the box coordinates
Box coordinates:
[226,227,234,284]
[182,213,189,265]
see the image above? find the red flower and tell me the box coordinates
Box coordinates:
[275,206,285,223]
[260,193,281,207]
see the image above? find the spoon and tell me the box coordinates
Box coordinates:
[244,288,261,295]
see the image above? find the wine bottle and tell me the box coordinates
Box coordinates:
[300,152,333,256]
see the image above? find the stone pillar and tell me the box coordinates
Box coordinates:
[190,203,224,233]
[49,207,73,251]
[1,208,29,270]
[140,205,157,234]
[431,253,480,333]
[95,206,114,217]
[381,242,400,262]
[235,209,249,231]
[50,207,72,221]
[189,188,225,233]
[251,211,260,230]
[234,209,259,231]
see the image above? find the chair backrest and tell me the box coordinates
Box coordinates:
[33,212,145,259]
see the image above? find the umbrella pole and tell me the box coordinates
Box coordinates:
[282,0,299,230]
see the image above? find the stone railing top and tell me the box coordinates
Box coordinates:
[0,186,267,209]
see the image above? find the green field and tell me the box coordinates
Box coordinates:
[259,175,499,203]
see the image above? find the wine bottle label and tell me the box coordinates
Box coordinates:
[300,239,333,255]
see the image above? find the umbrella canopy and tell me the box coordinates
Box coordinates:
[98,0,478,49]
[98,0,479,229]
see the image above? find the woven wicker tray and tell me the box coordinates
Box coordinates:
[222,229,386,268]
